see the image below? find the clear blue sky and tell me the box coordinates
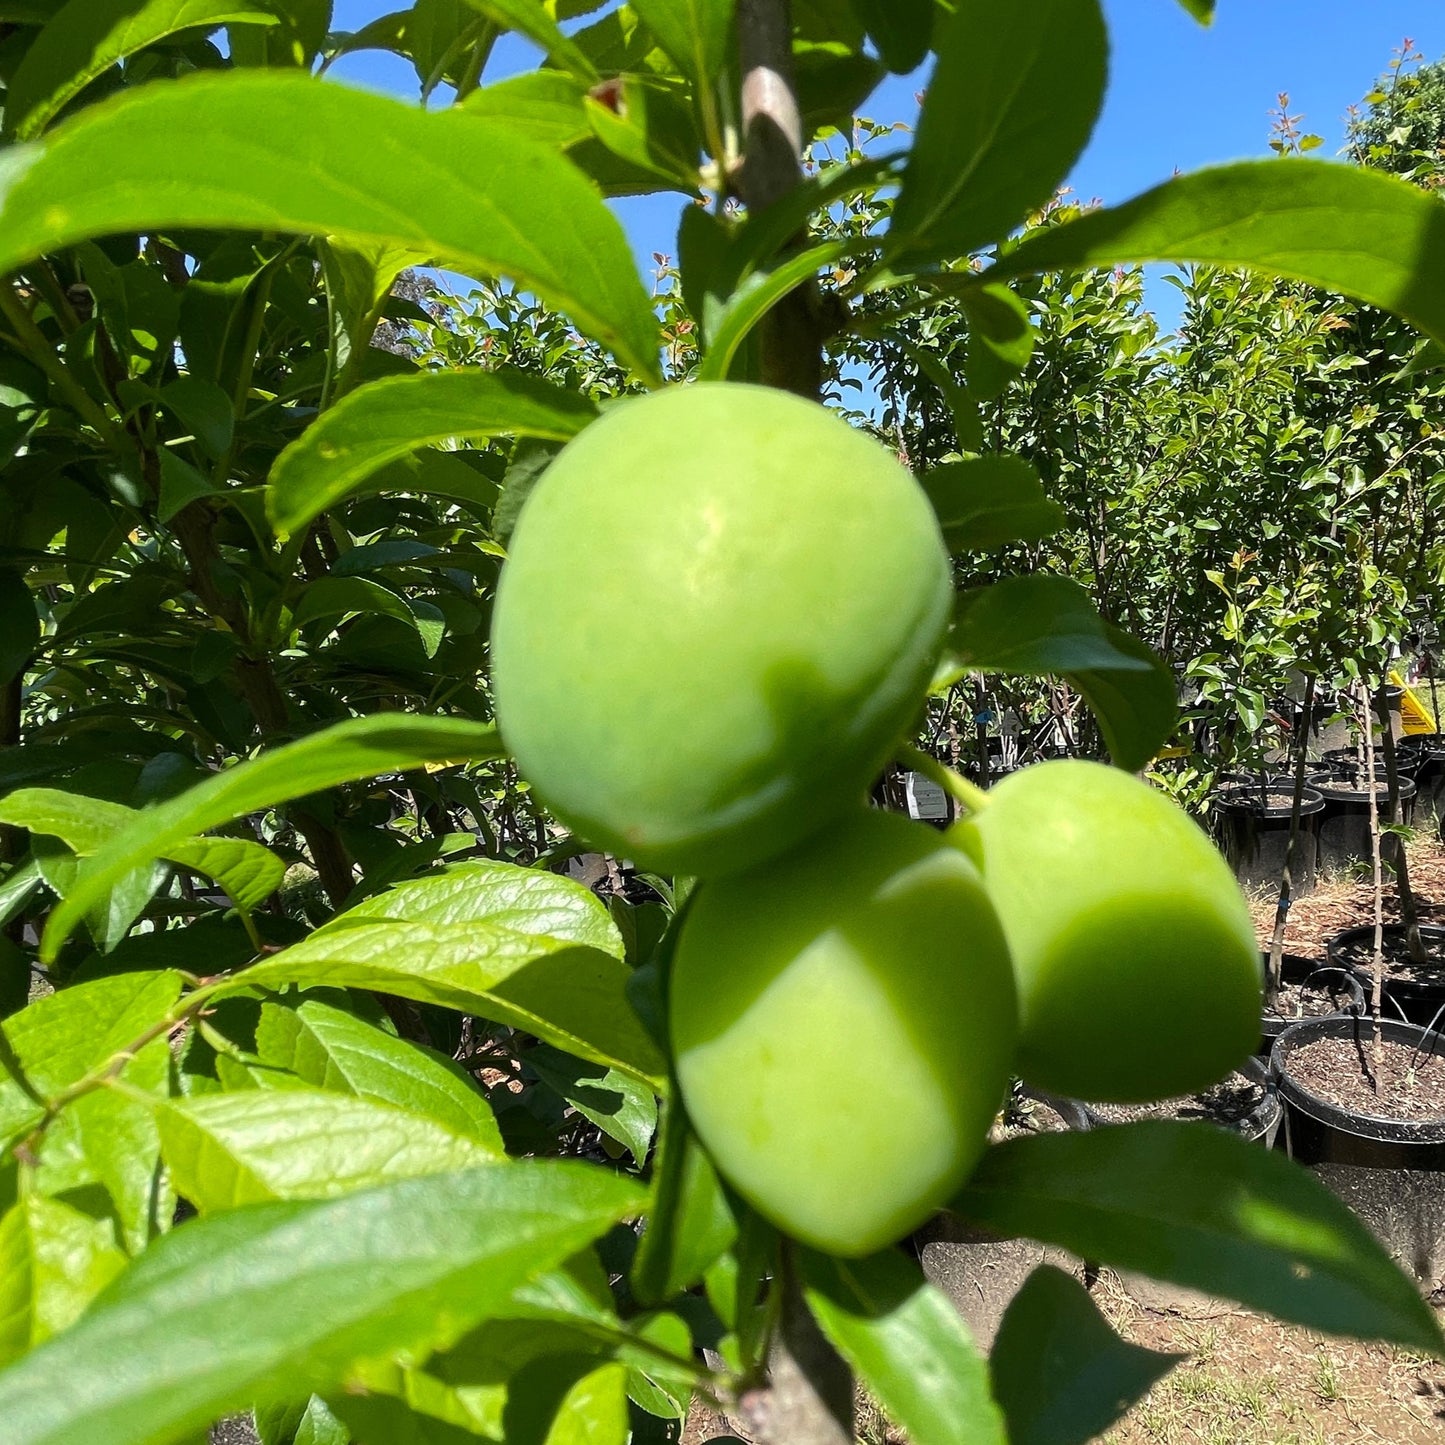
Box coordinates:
[329,1,1443,325]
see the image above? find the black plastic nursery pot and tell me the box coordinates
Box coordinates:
[1312,775,1417,872]
[1398,737,1445,828]
[1213,784,1324,894]
[1320,744,1420,782]
[1326,923,1445,1029]
[1258,952,1366,1055]
[1271,1016,1445,1290]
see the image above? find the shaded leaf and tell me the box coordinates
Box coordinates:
[0,571,38,687]
[990,1266,1181,1445]
[952,1122,1444,1355]
[921,456,1064,551]
[888,0,1107,263]
[527,1042,658,1167]
[630,0,734,89]
[849,0,933,73]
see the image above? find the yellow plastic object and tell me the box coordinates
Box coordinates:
[1391,668,1438,735]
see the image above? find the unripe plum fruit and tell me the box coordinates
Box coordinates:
[952,760,1260,1103]
[670,809,1017,1257]
[489,383,950,876]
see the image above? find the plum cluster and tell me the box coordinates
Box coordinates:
[491,383,1260,1256]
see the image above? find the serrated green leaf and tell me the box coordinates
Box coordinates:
[4,0,280,141]
[0,71,661,383]
[254,1396,350,1445]
[159,1090,505,1212]
[921,456,1065,551]
[802,1248,1006,1445]
[952,1123,1444,1356]
[990,1266,1181,1445]
[987,160,1445,354]
[267,368,597,538]
[0,1195,127,1367]
[249,997,503,1150]
[0,1162,645,1445]
[230,920,664,1089]
[344,860,624,956]
[42,715,503,962]
[888,0,1107,263]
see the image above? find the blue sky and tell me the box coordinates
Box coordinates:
[328,2,1443,328]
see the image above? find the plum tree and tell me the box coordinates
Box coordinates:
[669,808,1018,1257]
[489,382,951,876]
[953,760,1261,1103]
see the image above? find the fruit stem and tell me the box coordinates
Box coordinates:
[898,743,992,815]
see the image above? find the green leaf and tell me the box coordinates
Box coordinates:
[254,1396,350,1445]
[987,160,1445,354]
[231,920,664,1089]
[802,1248,1006,1445]
[267,368,597,538]
[921,456,1065,551]
[1068,623,1179,774]
[630,0,734,89]
[4,0,280,141]
[0,1195,127,1367]
[0,571,38,687]
[0,1162,644,1445]
[461,0,601,83]
[961,283,1034,400]
[462,71,592,149]
[0,788,284,914]
[158,1089,506,1212]
[696,240,849,381]
[630,1099,735,1305]
[943,580,1175,770]
[41,715,503,962]
[887,0,1107,264]
[952,1122,1445,1356]
[946,576,1150,676]
[526,1042,658,1167]
[0,971,183,1148]
[848,0,934,73]
[0,972,182,1251]
[342,860,624,956]
[0,71,661,383]
[989,1266,1181,1445]
[156,450,215,524]
[1173,0,1213,22]
[248,996,504,1149]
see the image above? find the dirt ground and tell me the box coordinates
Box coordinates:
[1250,833,1445,964]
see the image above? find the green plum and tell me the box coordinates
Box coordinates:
[670,809,1017,1257]
[489,382,950,876]
[953,760,1261,1103]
